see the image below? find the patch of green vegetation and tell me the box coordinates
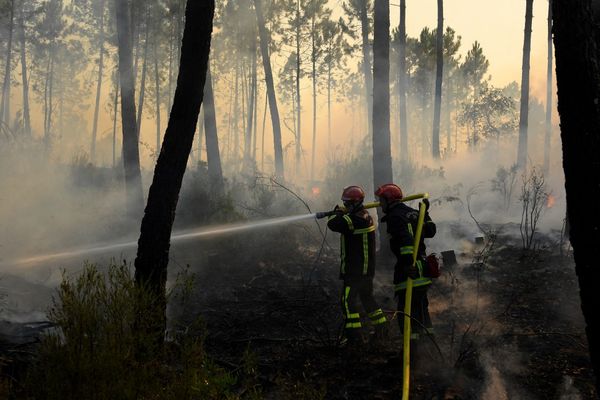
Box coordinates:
[25,263,258,400]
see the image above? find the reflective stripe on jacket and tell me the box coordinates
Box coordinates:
[327,208,376,278]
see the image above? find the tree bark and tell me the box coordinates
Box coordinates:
[254,0,284,178]
[136,19,149,137]
[245,41,257,169]
[359,0,373,138]
[203,65,224,194]
[372,0,393,213]
[398,0,408,162]
[544,0,553,173]
[432,0,443,159]
[154,34,161,157]
[517,0,534,168]
[91,0,106,162]
[112,77,119,167]
[295,0,302,176]
[116,0,144,216]
[135,0,215,347]
[19,0,30,137]
[553,0,600,393]
[310,13,317,181]
[0,0,15,126]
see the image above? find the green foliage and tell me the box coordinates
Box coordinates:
[458,85,517,145]
[490,164,518,211]
[27,263,241,400]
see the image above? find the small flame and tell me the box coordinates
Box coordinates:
[312,187,321,196]
[547,194,556,208]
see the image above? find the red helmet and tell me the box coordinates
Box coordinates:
[375,183,403,202]
[341,185,365,203]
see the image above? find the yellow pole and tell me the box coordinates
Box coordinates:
[341,193,428,212]
[401,193,428,400]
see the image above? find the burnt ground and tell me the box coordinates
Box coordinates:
[0,225,596,399]
[185,228,597,399]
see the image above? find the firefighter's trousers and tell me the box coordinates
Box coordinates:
[341,278,387,337]
[396,285,433,340]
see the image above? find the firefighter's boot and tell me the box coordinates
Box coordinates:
[369,323,390,352]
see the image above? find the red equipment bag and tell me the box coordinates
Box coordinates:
[425,253,441,278]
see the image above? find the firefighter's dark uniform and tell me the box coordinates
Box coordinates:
[382,202,436,341]
[327,207,387,342]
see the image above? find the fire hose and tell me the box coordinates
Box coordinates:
[316,193,429,400]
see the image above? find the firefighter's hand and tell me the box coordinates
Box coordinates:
[407,265,419,279]
[423,198,430,212]
[333,204,345,216]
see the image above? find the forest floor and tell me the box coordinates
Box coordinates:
[191,227,597,399]
[0,224,596,399]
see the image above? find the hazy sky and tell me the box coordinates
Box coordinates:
[372,0,552,96]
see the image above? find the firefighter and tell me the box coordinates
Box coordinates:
[327,185,388,350]
[374,183,436,344]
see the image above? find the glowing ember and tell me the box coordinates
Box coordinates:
[312,187,321,196]
[547,194,556,208]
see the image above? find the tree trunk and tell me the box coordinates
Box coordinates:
[295,0,302,176]
[552,0,600,392]
[91,0,106,162]
[432,0,443,159]
[254,0,284,178]
[261,90,267,170]
[544,0,553,173]
[135,0,214,349]
[19,1,30,137]
[203,65,224,193]
[116,0,144,216]
[137,20,149,137]
[245,41,257,169]
[113,77,120,167]
[310,14,317,181]
[517,0,534,169]
[154,35,161,157]
[398,0,408,163]
[0,0,15,126]
[372,0,393,220]
[359,0,373,138]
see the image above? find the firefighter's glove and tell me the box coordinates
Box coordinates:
[333,204,345,216]
[407,264,419,279]
[423,198,430,212]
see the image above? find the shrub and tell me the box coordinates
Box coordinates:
[28,263,241,400]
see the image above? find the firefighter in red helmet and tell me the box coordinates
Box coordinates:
[327,185,388,351]
[374,183,436,344]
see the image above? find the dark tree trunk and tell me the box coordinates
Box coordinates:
[116,0,144,215]
[544,0,553,173]
[295,0,302,175]
[137,21,149,137]
[254,0,284,178]
[0,0,15,126]
[310,14,317,180]
[398,0,408,162]
[19,1,30,137]
[203,65,224,194]
[359,0,373,138]
[432,0,443,159]
[245,41,257,169]
[154,35,161,156]
[135,0,215,347]
[91,0,106,162]
[517,0,534,168]
[113,77,119,167]
[372,0,393,226]
[553,0,600,393]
